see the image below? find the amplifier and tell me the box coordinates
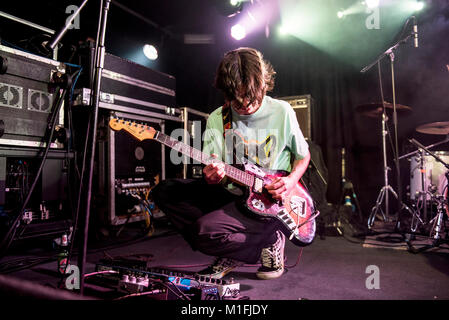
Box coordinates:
[74,87,182,123]
[279,95,314,141]
[74,46,181,122]
[98,111,166,226]
[0,44,66,148]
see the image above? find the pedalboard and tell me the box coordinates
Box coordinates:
[94,259,241,300]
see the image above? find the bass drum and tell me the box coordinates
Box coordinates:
[410,151,449,200]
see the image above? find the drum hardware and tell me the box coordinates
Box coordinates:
[399,134,449,230]
[429,192,447,242]
[355,102,412,119]
[410,183,440,234]
[405,139,449,251]
[413,149,430,223]
[415,121,449,136]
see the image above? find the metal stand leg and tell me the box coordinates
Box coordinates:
[368,185,396,229]
[368,184,417,230]
[410,190,433,233]
[429,195,446,243]
[367,112,395,230]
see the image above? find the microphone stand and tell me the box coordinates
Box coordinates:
[362,30,415,232]
[77,0,112,296]
[399,135,449,161]
[46,0,89,51]
[45,0,111,296]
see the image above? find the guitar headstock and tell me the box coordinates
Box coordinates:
[108,117,157,141]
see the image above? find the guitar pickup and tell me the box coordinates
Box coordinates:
[253,177,264,193]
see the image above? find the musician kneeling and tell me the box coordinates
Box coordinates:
[152,47,311,280]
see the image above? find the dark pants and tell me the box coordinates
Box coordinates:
[151,179,280,264]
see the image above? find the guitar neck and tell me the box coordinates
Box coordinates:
[154,131,254,187]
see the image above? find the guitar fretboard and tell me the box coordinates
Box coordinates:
[155,131,254,187]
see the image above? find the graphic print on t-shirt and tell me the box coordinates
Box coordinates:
[224,129,277,168]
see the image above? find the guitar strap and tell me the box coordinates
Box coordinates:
[222,103,238,165]
[222,102,232,132]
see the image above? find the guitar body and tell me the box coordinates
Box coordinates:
[242,162,317,247]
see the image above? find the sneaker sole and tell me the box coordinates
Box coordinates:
[196,266,240,279]
[256,267,284,280]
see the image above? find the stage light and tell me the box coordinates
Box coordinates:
[412,1,425,11]
[365,0,380,9]
[278,20,302,37]
[278,25,288,36]
[337,11,345,19]
[216,0,243,17]
[231,24,246,40]
[143,44,158,60]
[278,23,294,36]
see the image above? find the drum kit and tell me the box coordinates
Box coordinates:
[357,102,449,244]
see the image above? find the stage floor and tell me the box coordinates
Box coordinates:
[1,219,449,301]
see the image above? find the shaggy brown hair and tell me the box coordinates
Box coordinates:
[214,47,276,108]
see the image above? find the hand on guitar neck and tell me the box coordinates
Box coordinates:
[203,154,226,184]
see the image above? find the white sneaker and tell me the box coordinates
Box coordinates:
[256,231,285,280]
[196,257,243,279]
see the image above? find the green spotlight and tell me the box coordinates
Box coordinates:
[279,25,289,36]
[365,0,379,9]
[230,0,241,6]
[278,21,301,36]
[413,1,425,11]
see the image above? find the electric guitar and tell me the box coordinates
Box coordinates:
[109,117,318,247]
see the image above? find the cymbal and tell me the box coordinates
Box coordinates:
[416,121,449,135]
[356,102,412,118]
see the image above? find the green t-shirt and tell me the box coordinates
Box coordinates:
[202,95,309,172]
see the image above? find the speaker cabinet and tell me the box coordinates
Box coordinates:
[0,45,65,148]
[279,95,314,141]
